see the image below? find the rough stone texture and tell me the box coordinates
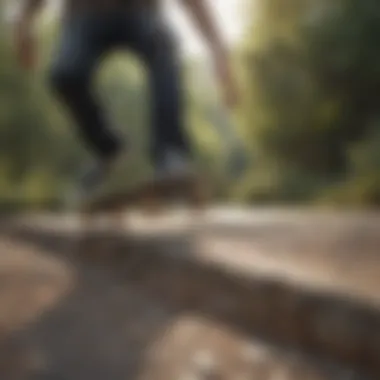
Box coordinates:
[0,209,379,379]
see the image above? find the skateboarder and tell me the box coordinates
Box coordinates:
[13,0,240,199]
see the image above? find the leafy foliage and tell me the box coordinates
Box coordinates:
[244,0,380,205]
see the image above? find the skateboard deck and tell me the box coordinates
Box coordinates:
[78,174,210,223]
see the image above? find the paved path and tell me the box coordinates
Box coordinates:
[0,208,378,379]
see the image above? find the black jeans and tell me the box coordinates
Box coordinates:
[49,9,190,162]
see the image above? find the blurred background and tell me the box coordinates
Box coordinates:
[0,0,380,210]
[1,2,380,379]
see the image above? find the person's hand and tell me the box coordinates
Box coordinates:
[14,25,37,71]
[213,48,240,109]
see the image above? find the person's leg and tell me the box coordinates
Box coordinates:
[122,11,191,164]
[49,13,123,162]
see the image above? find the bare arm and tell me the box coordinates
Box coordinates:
[13,0,45,69]
[180,0,227,55]
[14,0,45,34]
[180,0,239,108]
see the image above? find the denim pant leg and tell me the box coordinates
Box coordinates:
[49,14,123,160]
[121,12,191,162]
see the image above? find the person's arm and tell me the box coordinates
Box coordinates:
[180,0,226,55]
[13,0,45,70]
[180,0,239,108]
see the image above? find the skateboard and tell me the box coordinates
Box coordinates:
[78,173,210,225]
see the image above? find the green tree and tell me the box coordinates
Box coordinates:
[243,0,380,204]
